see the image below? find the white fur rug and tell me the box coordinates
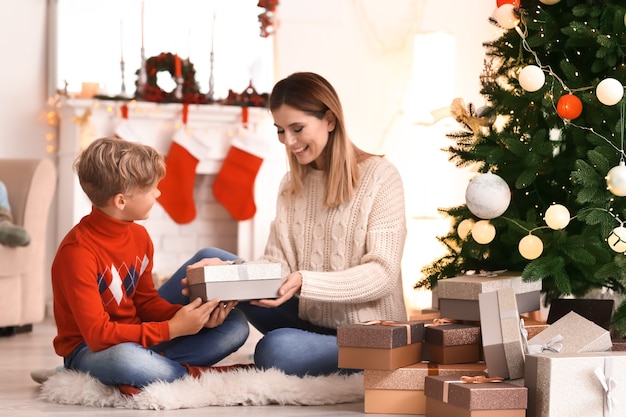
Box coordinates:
[39,368,364,410]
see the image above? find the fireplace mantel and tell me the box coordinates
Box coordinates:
[55,98,286,267]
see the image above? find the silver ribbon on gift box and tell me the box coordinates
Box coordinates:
[594,356,618,417]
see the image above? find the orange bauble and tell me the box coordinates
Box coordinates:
[556,94,583,120]
[496,0,520,6]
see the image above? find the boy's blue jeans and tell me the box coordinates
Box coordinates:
[64,247,250,387]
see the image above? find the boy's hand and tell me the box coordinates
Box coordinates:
[204,300,239,328]
[168,297,218,339]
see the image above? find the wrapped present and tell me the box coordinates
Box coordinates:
[479,288,525,379]
[337,320,425,370]
[424,375,528,417]
[364,362,486,415]
[424,323,481,364]
[187,263,282,301]
[525,351,626,417]
[526,311,612,354]
[437,271,541,321]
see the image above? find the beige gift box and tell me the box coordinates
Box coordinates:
[187,263,282,301]
[525,352,626,417]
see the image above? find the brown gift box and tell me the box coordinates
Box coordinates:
[437,271,541,321]
[424,375,527,417]
[521,318,549,339]
[337,320,425,370]
[337,321,425,348]
[187,263,282,301]
[364,362,486,414]
[424,324,481,364]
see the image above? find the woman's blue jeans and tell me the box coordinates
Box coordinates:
[64,247,250,388]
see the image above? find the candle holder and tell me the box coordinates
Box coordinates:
[175,76,184,101]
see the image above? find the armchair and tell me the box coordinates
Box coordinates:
[0,158,56,334]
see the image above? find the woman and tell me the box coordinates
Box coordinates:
[235,72,408,376]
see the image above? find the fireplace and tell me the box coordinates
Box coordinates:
[55,98,286,279]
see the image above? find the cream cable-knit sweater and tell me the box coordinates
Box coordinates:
[259,156,408,329]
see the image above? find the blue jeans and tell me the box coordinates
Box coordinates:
[0,181,10,212]
[64,248,250,387]
[136,247,357,378]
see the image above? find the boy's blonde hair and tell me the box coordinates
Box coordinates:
[74,137,165,207]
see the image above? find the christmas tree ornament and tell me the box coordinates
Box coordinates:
[471,220,496,244]
[518,65,545,92]
[556,94,583,120]
[493,4,520,30]
[465,172,511,219]
[213,126,271,221]
[539,0,561,4]
[606,161,626,196]
[457,218,475,240]
[608,226,626,253]
[544,204,570,230]
[596,78,624,106]
[519,234,543,260]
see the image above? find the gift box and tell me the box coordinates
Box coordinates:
[424,323,481,364]
[424,375,528,417]
[187,263,282,301]
[612,339,626,351]
[521,317,549,339]
[525,352,626,417]
[337,320,424,370]
[526,311,612,354]
[437,271,541,321]
[479,288,525,379]
[363,362,486,415]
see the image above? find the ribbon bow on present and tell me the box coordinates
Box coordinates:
[359,320,413,344]
[527,334,564,354]
[595,357,618,417]
[431,318,458,326]
[460,375,504,383]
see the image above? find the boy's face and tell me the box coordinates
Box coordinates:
[121,186,160,221]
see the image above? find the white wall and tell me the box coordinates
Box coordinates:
[0,0,501,312]
[274,0,500,311]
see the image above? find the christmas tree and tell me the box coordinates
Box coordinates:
[417,0,626,335]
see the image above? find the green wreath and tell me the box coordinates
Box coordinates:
[135,52,206,104]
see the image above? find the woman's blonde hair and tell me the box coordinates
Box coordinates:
[74,137,165,207]
[269,72,370,207]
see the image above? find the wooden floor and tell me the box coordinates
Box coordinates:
[0,317,415,417]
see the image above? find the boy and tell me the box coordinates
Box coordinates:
[51,137,250,395]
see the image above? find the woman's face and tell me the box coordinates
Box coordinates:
[272,104,336,168]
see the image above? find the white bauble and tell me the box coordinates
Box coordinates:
[519,65,545,92]
[457,219,475,240]
[493,4,520,30]
[539,0,561,4]
[607,226,626,253]
[465,172,511,219]
[471,220,496,244]
[596,78,624,106]
[606,162,626,197]
[544,204,570,230]
[519,235,544,260]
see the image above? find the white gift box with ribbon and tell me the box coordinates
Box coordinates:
[187,263,282,301]
[525,352,626,417]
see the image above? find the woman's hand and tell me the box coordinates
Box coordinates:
[250,271,302,308]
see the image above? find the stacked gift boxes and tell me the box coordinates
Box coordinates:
[337,320,490,414]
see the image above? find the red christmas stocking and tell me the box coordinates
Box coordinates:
[213,129,269,221]
[157,128,209,224]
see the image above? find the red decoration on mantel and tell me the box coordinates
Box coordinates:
[258,0,279,37]
[224,82,269,108]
